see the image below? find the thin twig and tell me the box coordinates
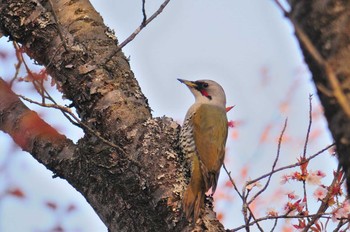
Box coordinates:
[246,143,335,186]
[245,197,263,230]
[12,43,126,154]
[119,0,170,48]
[333,220,349,232]
[223,164,262,231]
[11,43,78,127]
[302,94,313,217]
[248,118,288,205]
[142,0,147,26]
[223,164,244,200]
[9,42,23,86]
[231,212,332,231]
[48,0,68,51]
[19,95,126,155]
[43,87,82,127]
[303,94,313,159]
[15,43,46,103]
[270,218,278,232]
[274,0,288,15]
[106,0,171,63]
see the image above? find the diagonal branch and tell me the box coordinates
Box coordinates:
[0,78,76,166]
[105,0,171,63]
[0,0,225,230]
[248,118,288,205]
[18,94,126,155]
[118,0,171,49]
[246,143,334,186]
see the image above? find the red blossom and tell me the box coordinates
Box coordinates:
[217,212,224,221]
[20,68,48,82]
[224,180,234,188]
[293,219,306,229]
[306,170,325,185]
[298,156,308,176]
[266,208,278,217]
[313,186,328,200]
[281,174,291,184]
[67,204,76,212]
[328,171,344,197]
[284,199,305,215]
[228,120,235,128]
[7,188,25,198]
[46,201,57,210]
[287,191,299,200]
[246,181,261,191]
[310,221,324,232]
[260,124,272,143]
[335,170,344,183]
[0,51,8,59]
[330,184,342,197]
[291,171,305,181]
[332,200,350,222]
[316,170,326,178]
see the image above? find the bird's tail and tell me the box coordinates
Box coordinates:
[183,157,204,222]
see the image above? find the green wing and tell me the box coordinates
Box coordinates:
[192,104,228,192]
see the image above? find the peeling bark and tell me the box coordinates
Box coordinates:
[0,0,224,231]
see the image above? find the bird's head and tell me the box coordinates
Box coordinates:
[178,79,226,107]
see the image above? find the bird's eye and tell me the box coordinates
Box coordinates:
[203,82,209,88]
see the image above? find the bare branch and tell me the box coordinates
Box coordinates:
[106,0,171,64]
[0,78,75,163]
[142,0,147,26]
[303,95,313,159]
[247,143,335,186]
[119,0,170,48]
[48,0,68,51]
[302,94,313,216]
[248,118,288,205]
[18,95,126,155]
[223,164,263,231]
[232,212,332,231]
[223,164,244,200]
[9,42,22,86]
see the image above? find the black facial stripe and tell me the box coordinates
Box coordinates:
[193,81,212,100]
[194,81,208,90]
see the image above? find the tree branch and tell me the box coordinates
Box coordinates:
[0,78,76,166]
[0,0,224,230]
[118,0,171,49]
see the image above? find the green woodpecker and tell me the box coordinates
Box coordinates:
[178,79,228,221]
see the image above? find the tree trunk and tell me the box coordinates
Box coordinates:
[0,0,224,231]
[289,1,350,193]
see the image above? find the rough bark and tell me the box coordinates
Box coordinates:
[288,1,350,193]
[0,0,225,231]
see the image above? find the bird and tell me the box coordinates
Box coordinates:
[178,78,228,222]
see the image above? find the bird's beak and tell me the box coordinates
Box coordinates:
[178,78,197,88]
